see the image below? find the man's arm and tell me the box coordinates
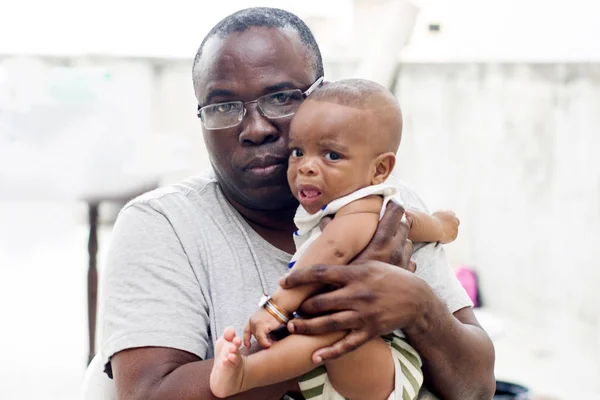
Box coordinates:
[280,203,496,400]
[405,303,495,400]
[112,347,299,400]
[103,203,301,400]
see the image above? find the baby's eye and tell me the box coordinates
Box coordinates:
[290,149,304,158]
[324,151,341,161]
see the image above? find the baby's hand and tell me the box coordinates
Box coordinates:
[432,210,460,244]
[243,308,284,349]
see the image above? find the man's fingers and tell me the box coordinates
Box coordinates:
[312,330,370,363]
[280,264,350,289]
[397,217,410,241]
[299,286,371,316]
[288,311,360,335]
[380,201,406,234]
[399,238,414,271]
[366,202,405,249]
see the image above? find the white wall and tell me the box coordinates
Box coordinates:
[2,55,598,343]
[393,63,600,339]
[4,0,600,62]
[402,0,600,62]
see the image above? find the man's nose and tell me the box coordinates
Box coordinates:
[238,103,280,146]
[298,158,318,176]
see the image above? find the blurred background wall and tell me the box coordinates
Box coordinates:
[1,0,599,399]
[394,62,600,333]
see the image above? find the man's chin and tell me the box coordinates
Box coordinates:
[246,185,298,211]
[221,180,298,212]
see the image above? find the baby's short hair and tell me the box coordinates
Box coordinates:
[307,79,403,153]
[308,79,396,110]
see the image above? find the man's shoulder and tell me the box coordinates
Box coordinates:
[111,171,230,251]
[386,175,430,213]
[124,171,219,211]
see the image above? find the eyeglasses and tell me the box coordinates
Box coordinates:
[197,77,324,130]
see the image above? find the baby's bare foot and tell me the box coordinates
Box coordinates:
[210,327,245,398]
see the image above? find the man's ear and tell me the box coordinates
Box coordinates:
[371,152,396,185]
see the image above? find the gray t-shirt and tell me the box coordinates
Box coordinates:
[101,172,472,398]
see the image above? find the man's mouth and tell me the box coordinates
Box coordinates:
[244,155,287,178]
[247,164,284,177]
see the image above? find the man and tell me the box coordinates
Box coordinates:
[102,7,495,400]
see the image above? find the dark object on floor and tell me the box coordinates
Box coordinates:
[494,380,530,399]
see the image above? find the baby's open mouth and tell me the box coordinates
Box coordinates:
[297,186,323,208]
[299,188,322,199]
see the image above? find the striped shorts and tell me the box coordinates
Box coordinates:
[298,331,423,400]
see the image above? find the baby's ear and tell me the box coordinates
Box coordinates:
[371,152,396,185]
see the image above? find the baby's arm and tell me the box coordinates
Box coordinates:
[272,196,383,317]
[244,195,382,348]
[214,195,397,399]
[406,209,460,244]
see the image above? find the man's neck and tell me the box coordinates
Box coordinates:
[226,194,298,254]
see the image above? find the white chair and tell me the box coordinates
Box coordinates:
[79,351,117,400]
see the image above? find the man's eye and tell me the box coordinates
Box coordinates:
[290,149,304,157]
[271,92,292,104]
[213,103,235,113]
[324,152,341,161]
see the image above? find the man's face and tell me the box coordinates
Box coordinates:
[193,27,317,211]
[288,100,379,214]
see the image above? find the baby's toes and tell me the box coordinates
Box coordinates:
[226,351,240,365]
[223,327,236,341]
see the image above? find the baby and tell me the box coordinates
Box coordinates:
[210,79,459,400]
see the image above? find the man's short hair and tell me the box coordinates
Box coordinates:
[192,7,324,80]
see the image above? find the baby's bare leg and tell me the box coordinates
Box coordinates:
[210,327,245,398]
[239,330,346,392]
[210,328,344,397]
[325,337,395,400]
[229,329,395,400]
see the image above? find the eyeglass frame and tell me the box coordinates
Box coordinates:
[196,76,324,130]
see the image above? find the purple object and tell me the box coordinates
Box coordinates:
[456,265,480,307]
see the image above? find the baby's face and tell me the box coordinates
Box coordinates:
[288,100,381,214]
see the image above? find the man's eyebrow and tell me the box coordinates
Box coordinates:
[263,82,297,94]
[205,88,237,105]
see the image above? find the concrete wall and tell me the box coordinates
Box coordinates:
[393,63,600,340]
[2,57,598,341]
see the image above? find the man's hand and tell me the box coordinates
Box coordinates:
[243,307,284,349]
[279,202,421,361]
[281,261,427,362]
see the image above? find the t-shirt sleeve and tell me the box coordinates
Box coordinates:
[412,242,473,313]
[391,177,473,313]
[100,202,211,374]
